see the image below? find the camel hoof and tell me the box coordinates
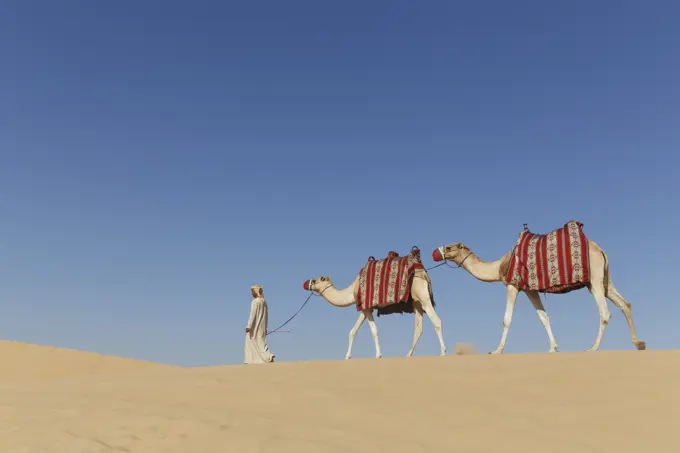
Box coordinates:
[488,350,502,355]
[345,356,352,360]
[548,348,559,353]
[634,341,647,351]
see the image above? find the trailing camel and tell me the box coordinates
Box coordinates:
[432,221,645,354]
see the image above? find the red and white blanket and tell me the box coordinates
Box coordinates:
[355,253,424,311]
[505,221,590,294]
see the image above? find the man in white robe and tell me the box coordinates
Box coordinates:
[244,285,275,364]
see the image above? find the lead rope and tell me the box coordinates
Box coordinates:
[266,284,331,336]
[266,292,313,336]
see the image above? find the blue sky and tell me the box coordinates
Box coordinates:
[2,1,678,366]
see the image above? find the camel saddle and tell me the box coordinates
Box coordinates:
[505,220,590,294]
[356,248,424,311]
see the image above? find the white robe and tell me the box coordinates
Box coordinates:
[244,296,274,364]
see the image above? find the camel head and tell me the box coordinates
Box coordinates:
[432,243,472,265]
[303,275,334,293]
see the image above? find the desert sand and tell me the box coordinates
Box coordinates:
[1,340,677,453]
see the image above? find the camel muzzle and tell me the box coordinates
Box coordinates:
[432,247,444,262]
[303,280,311,291]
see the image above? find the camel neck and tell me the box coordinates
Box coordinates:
[319,276,358,307]
[461,254,504,283]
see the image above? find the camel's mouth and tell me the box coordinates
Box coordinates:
[432,247,445,262]
[303,280,312,291]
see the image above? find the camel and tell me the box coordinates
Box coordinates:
[303,255,446,360]
[432,223,645,354]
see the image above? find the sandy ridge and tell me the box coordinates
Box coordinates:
[1,341,678,452]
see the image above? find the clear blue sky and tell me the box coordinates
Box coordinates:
[2,1,678,366]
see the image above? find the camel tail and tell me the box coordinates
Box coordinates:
[601,249,610,292]
[428,276,436,309]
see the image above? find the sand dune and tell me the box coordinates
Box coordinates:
[1,342,677,452]
[0,340,176,384]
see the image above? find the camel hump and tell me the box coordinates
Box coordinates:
[387,251,399,258]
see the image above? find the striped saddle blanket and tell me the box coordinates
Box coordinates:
[355,251,424,311]
[505,221,590,294]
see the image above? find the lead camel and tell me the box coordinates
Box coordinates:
[303,249,446,359]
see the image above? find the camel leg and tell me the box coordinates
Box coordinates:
[490,285,519,354]
[364,310,382,358]
[412,277,446,356]
[345,311,366,360]
[606,282,646,350]
[586,280,611,352]
[406,303,424,357]
[420,302,446,356]
[526,291,559,352]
